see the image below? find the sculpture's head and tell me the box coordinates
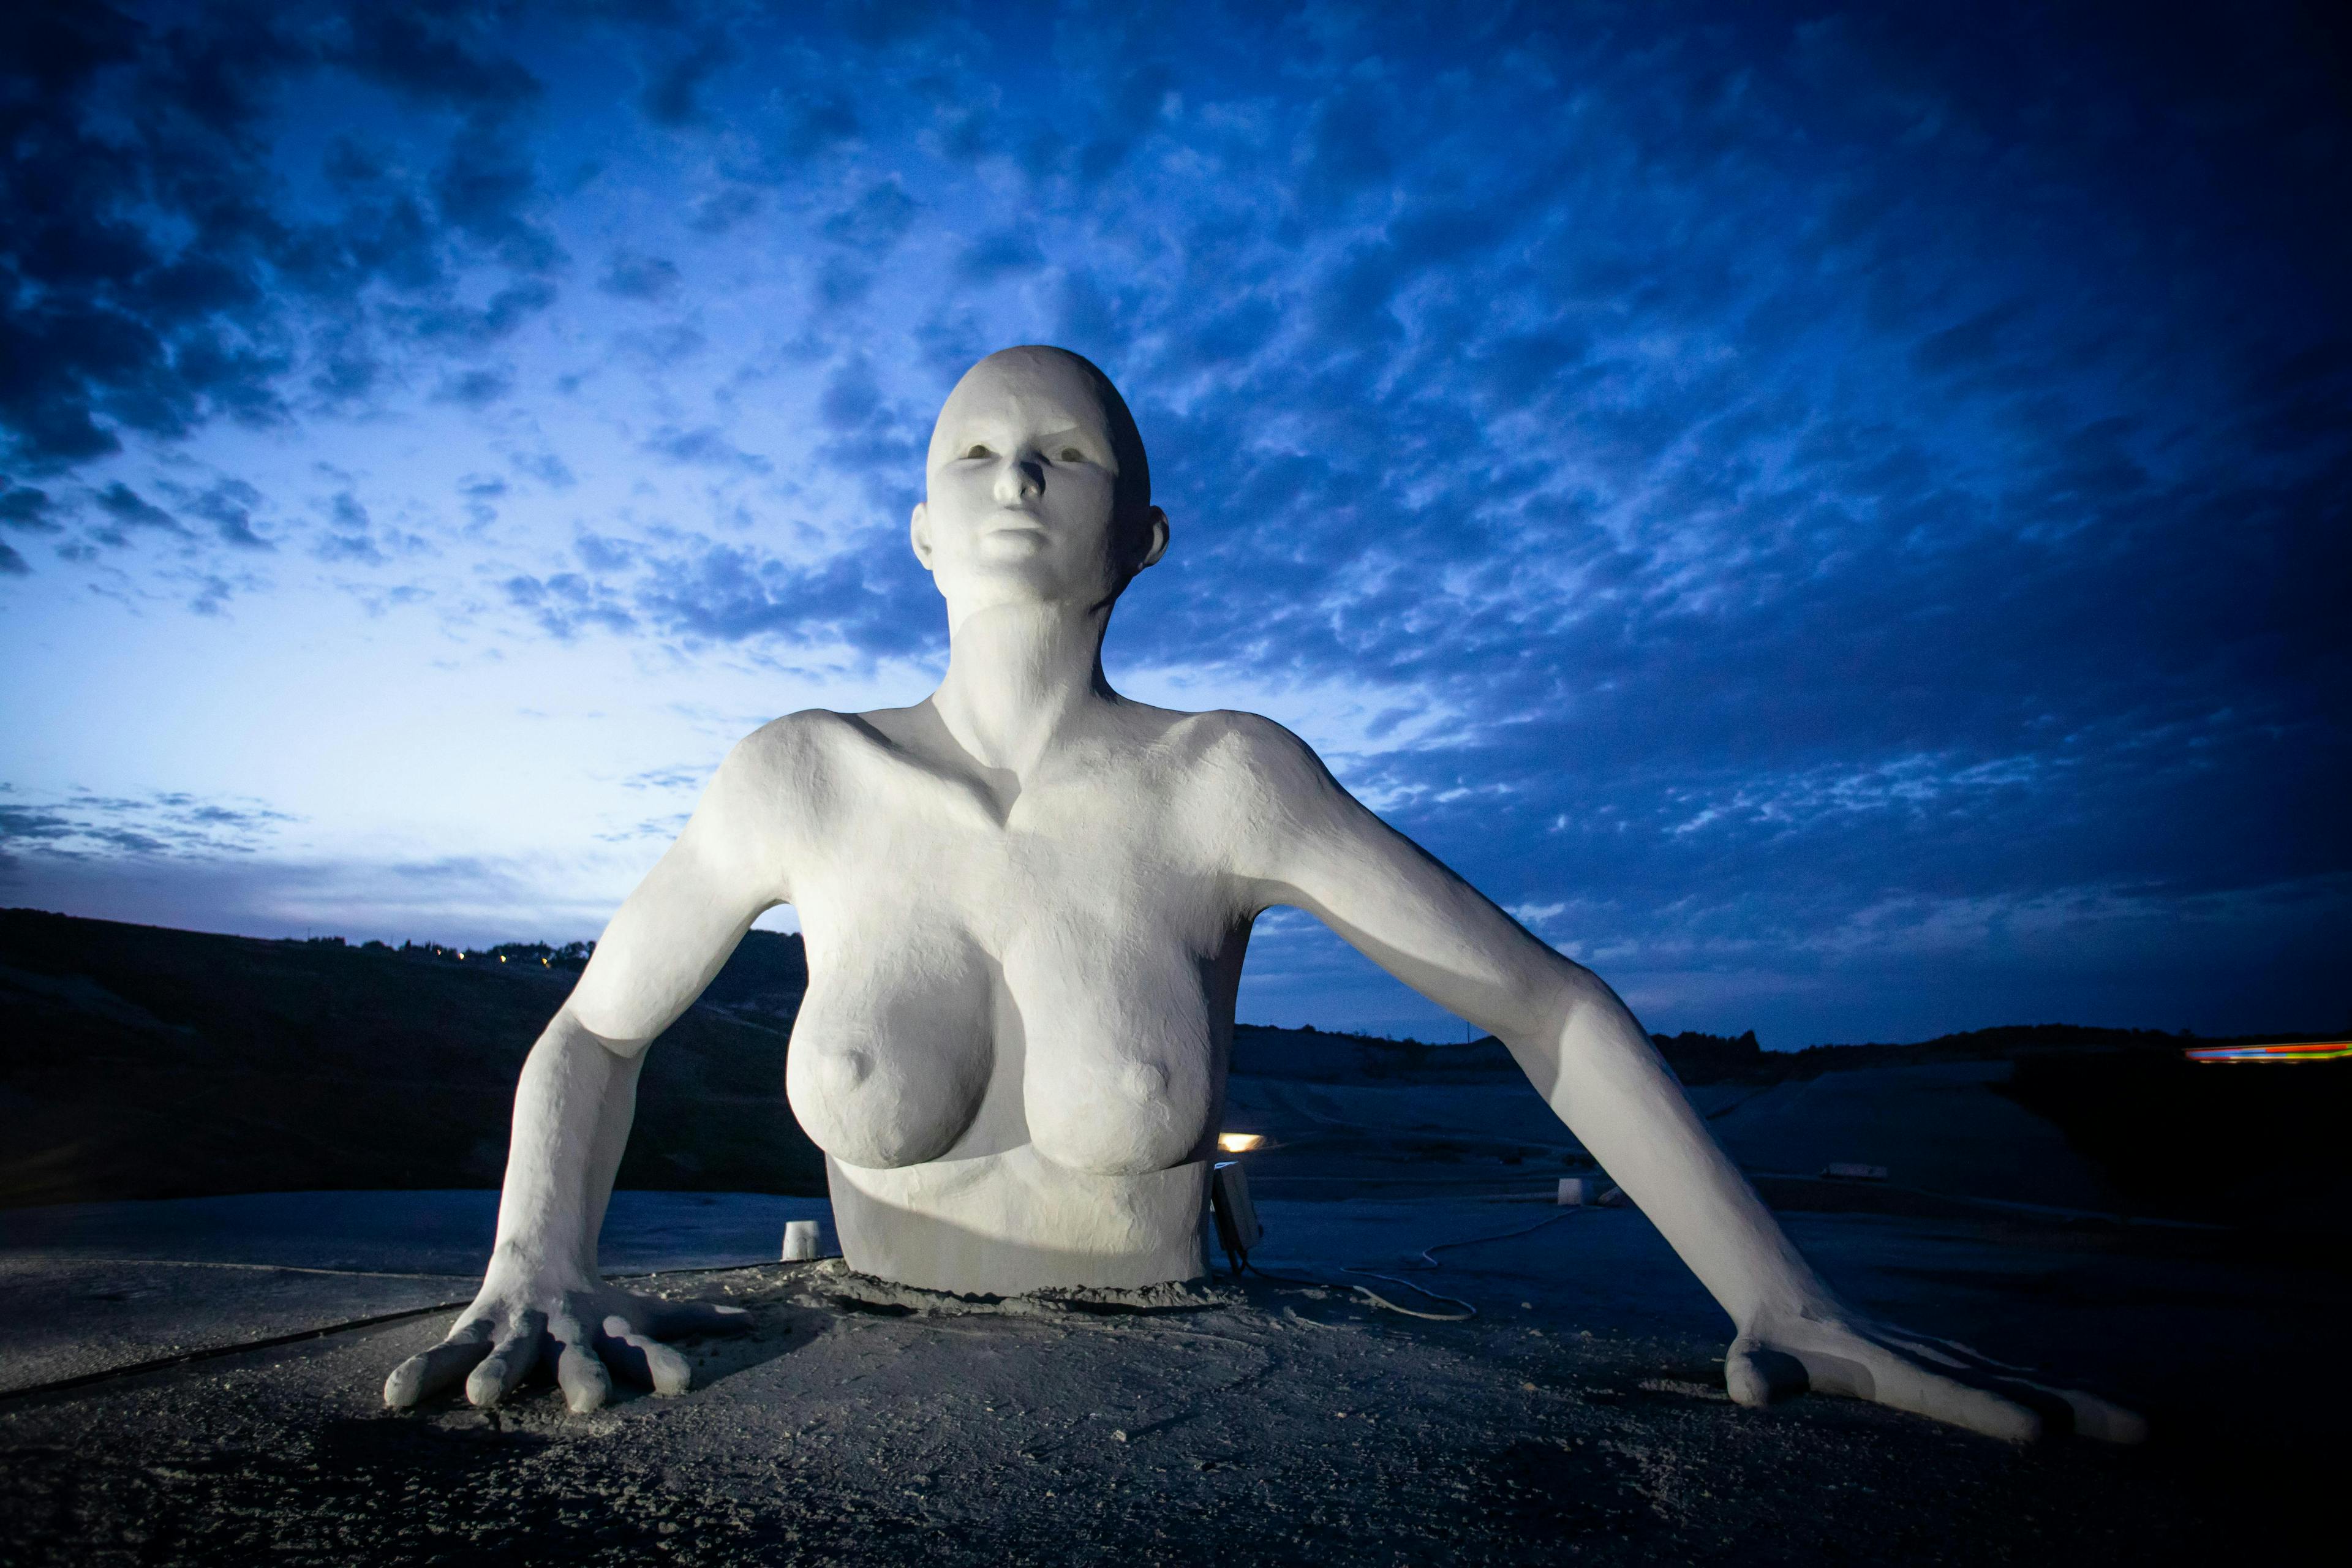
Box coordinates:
[912,346,1167,619]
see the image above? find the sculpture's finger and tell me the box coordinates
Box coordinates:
[640,1297,753,1339]
[464,1310,546,1408]
[600,1314,693,1396]
[1904,1332,2039,1376]
[1871,1356,2043,1444]
[1724,1338,1809,1408]
[1977,1371,2149,1445]
[548,1313,610,1415]
[1867,1330,1973,1373]
[2052,1388,2147,1445]
[383,1320,495,1408]
[1860,1329,2146,1444]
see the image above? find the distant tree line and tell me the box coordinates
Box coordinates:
[279,934,601,969]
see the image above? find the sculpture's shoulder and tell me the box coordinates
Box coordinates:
[1152,707,1335,805]
[712,709,872,813]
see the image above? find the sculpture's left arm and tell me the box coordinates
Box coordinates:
[1218,715,2141,1444]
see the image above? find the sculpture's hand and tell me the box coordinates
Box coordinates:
[383,1268,751,1415]
[1725,1305,2145,1444]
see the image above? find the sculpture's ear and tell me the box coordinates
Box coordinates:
[1131,506,1169,574]
[909,501,933,570]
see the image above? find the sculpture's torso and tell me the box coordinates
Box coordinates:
[758,703,1264,1292]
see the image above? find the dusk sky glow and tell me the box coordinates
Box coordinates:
[2,1,2345,1046]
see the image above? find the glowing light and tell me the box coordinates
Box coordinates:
[1217,1133,1266,1153]
[2184,1040,2351,1063]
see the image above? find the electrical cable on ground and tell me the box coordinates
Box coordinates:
[1406,1206,1589,1268]
[1237,1204,1596,1322]
[1239,1259,1476,1321]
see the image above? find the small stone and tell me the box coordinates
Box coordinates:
[1111,1430,1128,1442]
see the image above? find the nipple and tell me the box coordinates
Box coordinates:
[1120,1060,1169,1102]
[820,1050,875,1093]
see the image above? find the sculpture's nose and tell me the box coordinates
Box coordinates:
[993,452,1044,506]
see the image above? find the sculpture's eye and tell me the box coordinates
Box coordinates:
[964,444,993,459]
[1058,447,1084,463]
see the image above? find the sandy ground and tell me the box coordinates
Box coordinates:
[1,1183,2340,1567]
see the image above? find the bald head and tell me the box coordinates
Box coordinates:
[929,347,1153,523]
[914,345,1169,615]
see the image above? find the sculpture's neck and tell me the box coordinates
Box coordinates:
[932,598,1117,775]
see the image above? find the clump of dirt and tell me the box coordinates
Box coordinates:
[780,1258,1245,1317]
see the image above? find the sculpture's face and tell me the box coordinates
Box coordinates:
[913,349,1164,614]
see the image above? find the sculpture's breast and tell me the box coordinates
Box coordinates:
[785,912,996,1169]
[780,718,1242,1176]
[991,807,1229,1177]
[1003,913,1221,1176]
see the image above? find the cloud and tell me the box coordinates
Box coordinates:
[0,0,559,474]
[955,231,1043,283]
[335,7,541,113]
[639,34,733,127]
[0,786,299,863]
[502,570,638,639]
[600,252,682,301]
[184,478,275,549]
[631,534,932,658]
[92,481,187,543]
[510,450,575,488]
[821,181,917,251]
[0,840,640,949]
[435,366,515,407]
[1,1,2341,1042]
[315,488,389,563]
[641,424,771,472]
[0,479,58,532]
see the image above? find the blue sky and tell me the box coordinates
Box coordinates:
[2,1,2345,1046]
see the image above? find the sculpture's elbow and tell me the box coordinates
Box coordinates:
[1516,957,1600,1042]
[552,994,657,1060]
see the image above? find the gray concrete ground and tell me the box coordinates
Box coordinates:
[2,1063,2341,1564]
[0,1191,832,1395]
[1,1187,2339,1565]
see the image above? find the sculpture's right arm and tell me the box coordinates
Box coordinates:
[1215,713,2142,1444]
[385,729,797,1414]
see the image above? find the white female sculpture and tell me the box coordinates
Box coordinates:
[385,347,2138,1443]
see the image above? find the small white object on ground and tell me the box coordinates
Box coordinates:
[782,1219,822,1261]
[1557,1176,1604,1205]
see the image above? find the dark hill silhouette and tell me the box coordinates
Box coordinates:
[1232,1019,2245,1087]
[1,910,821,1207]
